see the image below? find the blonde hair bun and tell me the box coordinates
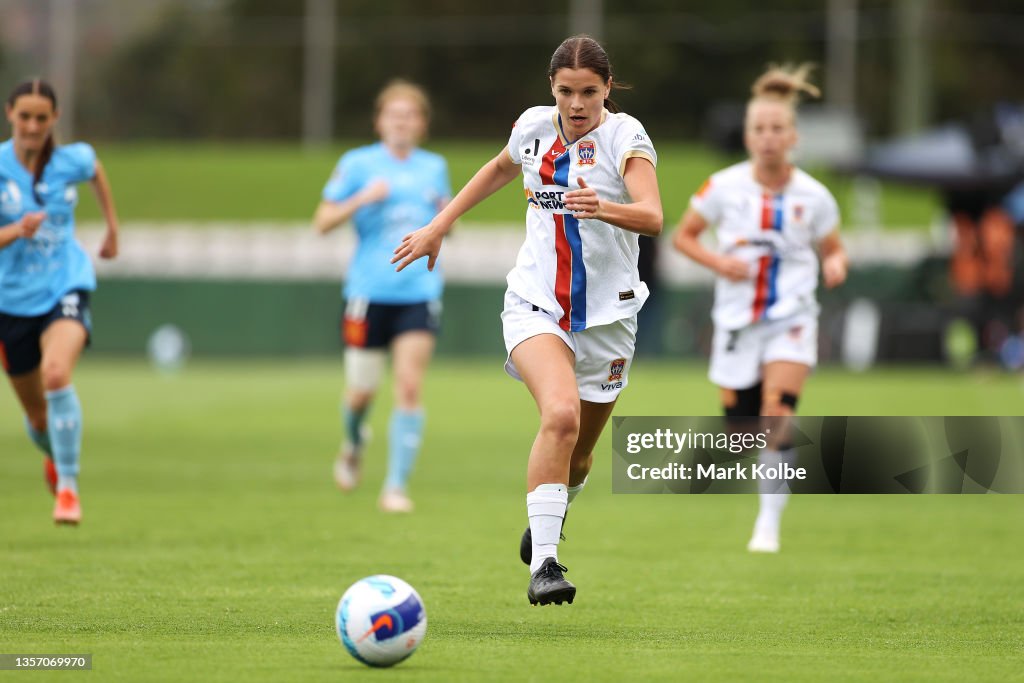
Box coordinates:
[751,63,821,105]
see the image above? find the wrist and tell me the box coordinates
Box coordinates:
[430,218,453,237]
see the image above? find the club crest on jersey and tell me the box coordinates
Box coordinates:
[608,357,626,382]
[577,140,597,166]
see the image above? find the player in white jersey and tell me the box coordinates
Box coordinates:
[673,64,847,553]
[392,35,662,605]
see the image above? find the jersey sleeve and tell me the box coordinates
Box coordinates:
[615,117,657,177]
[321,153,363,203]
[506,116,524,165]
[63,142,97,183]
[812,188,841,240]
[689,175,724,225]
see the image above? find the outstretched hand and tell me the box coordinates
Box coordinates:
[564,177,602,219]
[392,223,444,272]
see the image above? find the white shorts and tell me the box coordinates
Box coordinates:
[709,312,818,390]
[501,289,637,403]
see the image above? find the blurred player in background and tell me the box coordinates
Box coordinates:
[392,35,662,605]
[672,64,847,552]
[0,79,120,525]
[314,81,450,514]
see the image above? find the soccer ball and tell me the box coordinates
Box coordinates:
[335,575,427,667]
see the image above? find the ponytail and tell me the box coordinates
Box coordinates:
[32,134,54,204]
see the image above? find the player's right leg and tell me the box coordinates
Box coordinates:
[335,298,385,492]
[1,313,57,495]
[8,370,56,494]
[337,351,383,492]
[509,332,579,606]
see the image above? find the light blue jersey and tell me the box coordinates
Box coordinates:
[322,143,450,304]
[0,139,97,316]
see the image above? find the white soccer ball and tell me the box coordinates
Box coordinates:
[335,575,427,668]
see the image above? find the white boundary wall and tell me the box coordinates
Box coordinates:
[77,221,949,286]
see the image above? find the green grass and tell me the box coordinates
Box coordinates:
[74,142,939,228]
[2,360,1022,682]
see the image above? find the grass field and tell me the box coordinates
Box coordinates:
[2,360,1022,682]
[72,142,940,229]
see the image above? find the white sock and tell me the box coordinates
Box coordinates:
[754,449,792,534]
[527,483,567,574]
[57,475,78,494]
[567,476,587,506]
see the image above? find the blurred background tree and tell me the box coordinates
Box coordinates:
[1,0,1021,142]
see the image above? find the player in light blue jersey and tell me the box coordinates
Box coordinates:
[313,81,450,513]
[0,79,120,525]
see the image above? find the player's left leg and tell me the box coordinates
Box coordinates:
[519,398,615,565]
[39,318,89,525]
[748,359,811,552]
[379,329,435,513]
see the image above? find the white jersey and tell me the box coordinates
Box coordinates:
[690,160,840,330]
[505,106,657,332]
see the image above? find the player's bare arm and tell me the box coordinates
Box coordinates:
[90,159,120,259]
[818,229,847,288]
[392,148,520,272]
[0,211,45,250]
[563,157,662,235]
[313,179,390,235]
[672,207,750,282]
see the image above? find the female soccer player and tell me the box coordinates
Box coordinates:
[0,79,120,524]
[672,64,847,553]
[392,36,662,605]
[314,81,450,514]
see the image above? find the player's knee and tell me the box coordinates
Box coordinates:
[541,402,580,444]
[761,390,798,417]
[344,348,386,393]
[394,379,421,410]
[346,389,374,412]
[40,359,71,392]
